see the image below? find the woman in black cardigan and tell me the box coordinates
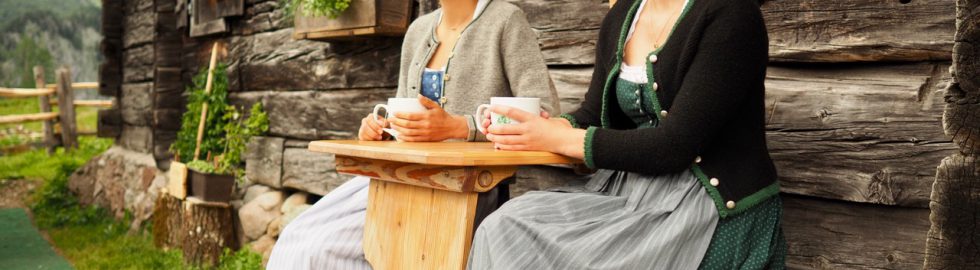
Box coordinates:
[469,0,784,269]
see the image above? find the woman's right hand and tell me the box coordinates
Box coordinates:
[480,108,551,135]
[358,113,387,141]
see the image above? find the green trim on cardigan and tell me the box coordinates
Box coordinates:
[691,166,781,218]
[584,126,599,169]
[594,0,781,218]
[558,113,579,129]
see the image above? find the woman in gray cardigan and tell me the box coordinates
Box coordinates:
[267,1,558,269]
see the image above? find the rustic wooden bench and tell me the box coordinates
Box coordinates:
[309,140,578,269]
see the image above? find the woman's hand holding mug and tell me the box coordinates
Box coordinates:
[388,95,470,142]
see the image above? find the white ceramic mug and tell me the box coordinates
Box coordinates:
[475,97,541,133]
[373,98,426,138]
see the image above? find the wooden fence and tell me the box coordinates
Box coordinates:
[0,66,112,152]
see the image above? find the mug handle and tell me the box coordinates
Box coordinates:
[372,104,389,126]
[475,104,491,133]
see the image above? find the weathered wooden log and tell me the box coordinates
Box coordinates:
[762,0,955,63]
[505,0,608,65]
[925,154,980,268]
[123,45,155,83]
[55,68,78,150]
[226,29,401,91]
[151,193,184,249]
[123,0,155,49]
[782,195,931,270]
[180,197,236,267]
[230,89,392,141]
[34,66,56,153]
[765,64,955,208]
[120,83,153,126]
[925,0,980,268]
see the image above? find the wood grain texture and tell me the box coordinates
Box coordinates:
[924,154,980,268]
[0,112,58,125]
[782,195,930,270]
[506,0,608,65]
[766,64,956,208]
[363,180,478,270]
[762,0,955,62]
[55,68,78,150]
[309,140,580,166]
[167,161,188,200]
[33,66,55,152]
[180,197,236,267]
[335,155,516,192]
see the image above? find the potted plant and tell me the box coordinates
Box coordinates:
[171,63,269,202]
[287,0,413,40]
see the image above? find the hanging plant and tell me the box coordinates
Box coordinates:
[284,0,353,19]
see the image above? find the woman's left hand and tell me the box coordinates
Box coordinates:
[485,105,586,159]
[390,95,470,142]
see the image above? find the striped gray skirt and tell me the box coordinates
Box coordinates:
[468,169,719,270]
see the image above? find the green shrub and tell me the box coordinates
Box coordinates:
[172,64,231,164]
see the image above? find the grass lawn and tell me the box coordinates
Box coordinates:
[0,138,263,270]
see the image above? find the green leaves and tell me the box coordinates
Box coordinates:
[171,63,269,178]
[286,0,353,19]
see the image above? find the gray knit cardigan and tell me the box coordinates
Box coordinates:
[395,0,560,142]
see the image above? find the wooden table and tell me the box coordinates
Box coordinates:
[309,140,579,269]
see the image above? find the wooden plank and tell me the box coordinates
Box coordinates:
[309,141,581,167]
[189,17,229,37]
[762,0,955,62]
[0,87,55,98]
[49,100,114,108]
[0,112,59,125]
[783,195,930,269]
[335,156,517,192]
[293,0,378,35]
[363,180,478,270]
[44,82,98,90]
[33,66,56,153]
[56,68,78,150]
[505,0,609,65]
[766,63,955,208]
[167,161,189,199]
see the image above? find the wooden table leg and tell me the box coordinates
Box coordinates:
[363,180,479,270]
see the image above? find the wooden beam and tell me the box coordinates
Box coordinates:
[33,66,56,153]
[55,68,78,150]
[0,112,59,125]
[0,87,55,98]
[49,100,114,108]
[43,82,98,90]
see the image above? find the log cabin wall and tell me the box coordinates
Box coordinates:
[100,0,956,268]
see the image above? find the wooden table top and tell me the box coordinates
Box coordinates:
[308,140,581,166]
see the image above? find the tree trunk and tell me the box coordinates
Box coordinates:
[180,197,236,267]
[924,0,980,268]
[151,193,184,249]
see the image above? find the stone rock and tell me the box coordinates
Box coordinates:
[245,136,285,188]
[282,148,349,195]
[238,191,284,241]
[280,192,308,214]
[243,184,272,204]
[281,204,311,229]
[248,235,277,267]
[266,217,282,238]
[68,146,165,224]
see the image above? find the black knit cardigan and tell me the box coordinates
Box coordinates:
[561,0,779,218]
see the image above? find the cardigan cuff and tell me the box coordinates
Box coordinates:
[558,113,579,129]
[464,115,478,142]
[584,126,598,169]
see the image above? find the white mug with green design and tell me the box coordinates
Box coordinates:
[475,97,541,133]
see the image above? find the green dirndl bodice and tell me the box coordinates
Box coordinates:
[615,78,786,269]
